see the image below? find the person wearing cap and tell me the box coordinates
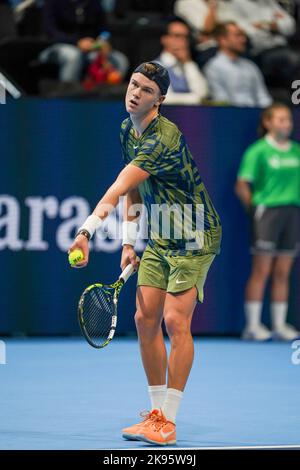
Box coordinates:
[68,61,222,446]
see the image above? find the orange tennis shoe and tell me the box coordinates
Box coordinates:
[122,409,161,441]
[138,409,176,446]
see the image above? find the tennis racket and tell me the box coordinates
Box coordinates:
[78,261,138,349]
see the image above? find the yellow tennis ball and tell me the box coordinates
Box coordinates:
[68,249,84,266]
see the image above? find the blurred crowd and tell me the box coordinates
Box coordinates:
[0,0,300,104]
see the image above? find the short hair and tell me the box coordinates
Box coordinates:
[213,22,238,39]
[161,16,191,37]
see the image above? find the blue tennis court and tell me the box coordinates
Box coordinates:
[1,337,299,450]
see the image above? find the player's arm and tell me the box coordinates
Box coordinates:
[121,187,142,271]
[235,178,252,211]
[92,165,148,219]
[68,164,149,267]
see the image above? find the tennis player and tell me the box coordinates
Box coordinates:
[69,62,222,445]
[236,103,300,341]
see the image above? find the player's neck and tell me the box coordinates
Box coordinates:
[131,109,159,137]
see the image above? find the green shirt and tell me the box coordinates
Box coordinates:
[120,114,221,256]
[238,136,300,207]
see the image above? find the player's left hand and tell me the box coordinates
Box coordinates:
[68,234,89,268]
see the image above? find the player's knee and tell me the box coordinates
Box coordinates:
[164,312,189,338]
[134,310,160,336]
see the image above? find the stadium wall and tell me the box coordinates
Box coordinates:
[0,99,299,335]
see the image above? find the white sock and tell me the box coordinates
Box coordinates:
[245,301,262,330]
[271,302,288,331]
[162,388,183,424]
[148,384,167,411]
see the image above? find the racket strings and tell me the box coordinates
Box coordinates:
[81,286,115,347]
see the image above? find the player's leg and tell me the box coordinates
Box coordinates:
[163,287,197,392]
[137,286,197,446]
[122,286,167,441]
[163,253,215,392]
[138,253,215,446]
[271,255,299,340]
[243,254,273,340]
[134,245,169,389]
[135,286,167,386]
[122,246,169,441]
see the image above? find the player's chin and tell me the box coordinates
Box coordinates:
[126,104,139,114]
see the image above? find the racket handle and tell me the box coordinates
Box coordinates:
[119,257,140,284]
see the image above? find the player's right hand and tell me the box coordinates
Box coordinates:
[68,234,89,268]
[121,245,139,271]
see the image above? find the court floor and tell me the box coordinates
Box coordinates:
[0,337,299,450]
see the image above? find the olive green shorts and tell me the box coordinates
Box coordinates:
[137,244,216,303]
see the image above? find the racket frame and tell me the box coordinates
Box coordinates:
[77,261,138,349]
[78,279,124,349]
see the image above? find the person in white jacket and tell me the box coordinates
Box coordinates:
[155,18,208,104]
[175,0,300,85]
[232,0,296,54]
[175,0,236,35]
[174,0,238,66]
[227,0,300,86]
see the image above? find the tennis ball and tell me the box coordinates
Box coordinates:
[68,249,84,266]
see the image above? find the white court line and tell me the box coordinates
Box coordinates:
[111,444,300,450]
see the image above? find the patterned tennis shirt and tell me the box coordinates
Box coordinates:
[120,114,222,256]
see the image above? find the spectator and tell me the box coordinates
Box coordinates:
[235,103,300,341]
[0,0,16,41]
[232,0,300,87]
[38,0,128,83]
[156,18,208,104]
[82,36,123,90]
[114,0,175,19]
[204,22,272,107]
[174,0,237,67]
[175,0,236,35]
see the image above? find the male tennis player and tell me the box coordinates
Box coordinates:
[69,62,221,446]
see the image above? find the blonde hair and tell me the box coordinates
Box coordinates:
[258,102,292,137]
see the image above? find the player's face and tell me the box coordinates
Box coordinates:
[265,108,293,140]
[125,73,164,116]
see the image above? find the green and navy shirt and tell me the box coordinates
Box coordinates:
[120,114,221,256]
[238,136,300,207]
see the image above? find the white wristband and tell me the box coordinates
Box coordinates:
[122,220,138,247]
[78,214,102,239]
